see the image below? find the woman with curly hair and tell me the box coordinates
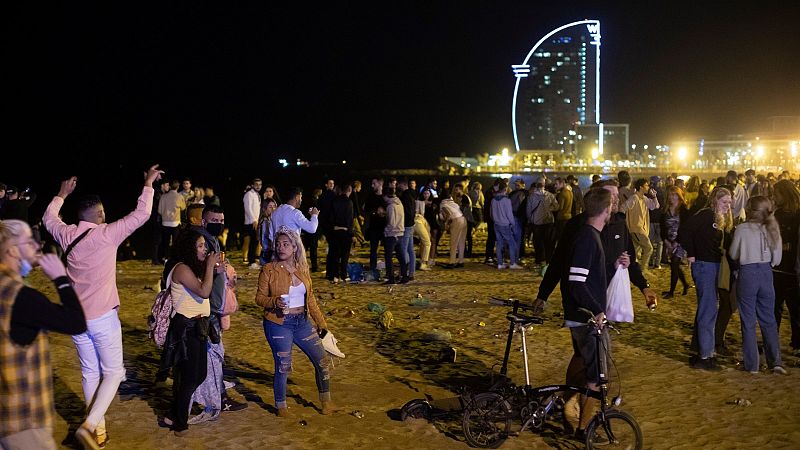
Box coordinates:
[255,226,340,417]
[159,228,218,435]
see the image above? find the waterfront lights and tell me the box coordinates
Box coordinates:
[678,147,688,161]
[756,145,765,158]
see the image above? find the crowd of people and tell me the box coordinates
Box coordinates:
[1,165,799,447]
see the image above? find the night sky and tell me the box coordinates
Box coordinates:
[3,2,799,186]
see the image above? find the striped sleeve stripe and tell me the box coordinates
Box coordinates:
[568,275,587,282]
[570,267,589,275]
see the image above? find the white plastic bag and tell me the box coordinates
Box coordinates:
[606,265,634,322]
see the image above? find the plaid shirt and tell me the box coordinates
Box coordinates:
[0,267,54,436]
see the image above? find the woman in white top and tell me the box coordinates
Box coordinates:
[439,188,467,267]
[160,228,218,435]
[729,196,786,375]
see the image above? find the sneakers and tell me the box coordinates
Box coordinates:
[419,263,431,271]
[689,355,722,371]
[221,397,248,412]
[321,400,341,415]
[773,366,789,375]
[248,263,261,270]
[75,424,101,450]
[188,409,220,425]
[715,345,734,357]
[277,407,291,418]
[497,264,509,269]
[509,264,524,270]
[321,331,346,358]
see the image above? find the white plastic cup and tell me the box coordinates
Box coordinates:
[280,294,290,315]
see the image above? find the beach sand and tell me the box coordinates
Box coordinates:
[33,230,800,449]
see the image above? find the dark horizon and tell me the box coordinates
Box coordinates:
[3,2,799,185]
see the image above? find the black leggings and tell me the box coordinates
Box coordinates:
[668,254,688,294]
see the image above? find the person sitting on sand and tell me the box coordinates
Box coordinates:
[255,225,339,417]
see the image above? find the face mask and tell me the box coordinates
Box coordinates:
[20,259,33,277]
[205,222,224,237]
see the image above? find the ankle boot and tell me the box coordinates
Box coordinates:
[277,407,291,418]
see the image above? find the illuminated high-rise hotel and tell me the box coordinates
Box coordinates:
[512,21,601,153]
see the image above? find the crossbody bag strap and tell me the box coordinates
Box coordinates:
[61,228,92,265]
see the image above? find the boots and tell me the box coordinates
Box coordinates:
[276,407,291,418]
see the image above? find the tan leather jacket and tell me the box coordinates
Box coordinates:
[255,261,327,329]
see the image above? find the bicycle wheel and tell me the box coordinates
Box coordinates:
[585,409,643,450]
[462,392,512,448]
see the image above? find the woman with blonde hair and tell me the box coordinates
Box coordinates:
[729,196,786,374]
[679,186,733,370]
[255,226,341,417]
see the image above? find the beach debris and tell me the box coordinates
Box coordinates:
[378,311,394,330]
[330,292,337,299]
[457,328,465,335]
[327,308,339,316]
[477,321,486,327]
[729,398,752,407]
[413,314,422,320]
[472,299,478,303]
[367,302,386,313]
[409,297,430,307]
[439,347,457,362]
[352,410,365,419]
[388,286,394,294]
[344,310,356,317]
[493,334,502,338]
[299,420,308,426]
[426,289,436,296]
[416,293,423,298]
[422,328,451,342]
[143,285,155,291]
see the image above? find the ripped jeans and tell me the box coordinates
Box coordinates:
[264,315,330,409]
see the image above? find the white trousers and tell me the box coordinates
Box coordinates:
[71,308,125,433]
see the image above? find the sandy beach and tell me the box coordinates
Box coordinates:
[33,230,800,449]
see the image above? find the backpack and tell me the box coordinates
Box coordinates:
[148,266,176,348]
[220,263,239,331]
[347,262,364,282]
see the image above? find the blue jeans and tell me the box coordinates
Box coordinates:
[738,263,783,371]
[691,261,720,358]
[401,226,415,277]
[263,316,330,409]
[494,224,518,265]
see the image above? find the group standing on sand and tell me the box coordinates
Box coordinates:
[1,165,799,447]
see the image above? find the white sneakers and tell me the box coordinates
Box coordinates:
[497,264,508,269]
[248,263,261,270]
[321,332,345,358]
[509,264,524,270]
[419,263,432,271]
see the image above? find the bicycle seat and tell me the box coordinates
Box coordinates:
[506,312,544,325]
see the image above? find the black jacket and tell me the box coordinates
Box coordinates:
[538,211,648,302]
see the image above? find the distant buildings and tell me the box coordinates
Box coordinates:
[512,20,601,154]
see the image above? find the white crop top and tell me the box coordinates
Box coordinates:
[286,282,307,308]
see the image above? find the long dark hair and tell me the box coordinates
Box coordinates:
[171,227,206,278]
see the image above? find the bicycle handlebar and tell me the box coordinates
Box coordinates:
[489,297,537,311]
[578,307,620,333]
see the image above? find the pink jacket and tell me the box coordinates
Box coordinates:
[44,187,154,320]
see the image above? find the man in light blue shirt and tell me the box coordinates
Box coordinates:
[270,188,319,243]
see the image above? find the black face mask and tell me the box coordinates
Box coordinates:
[205,222,224,237]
